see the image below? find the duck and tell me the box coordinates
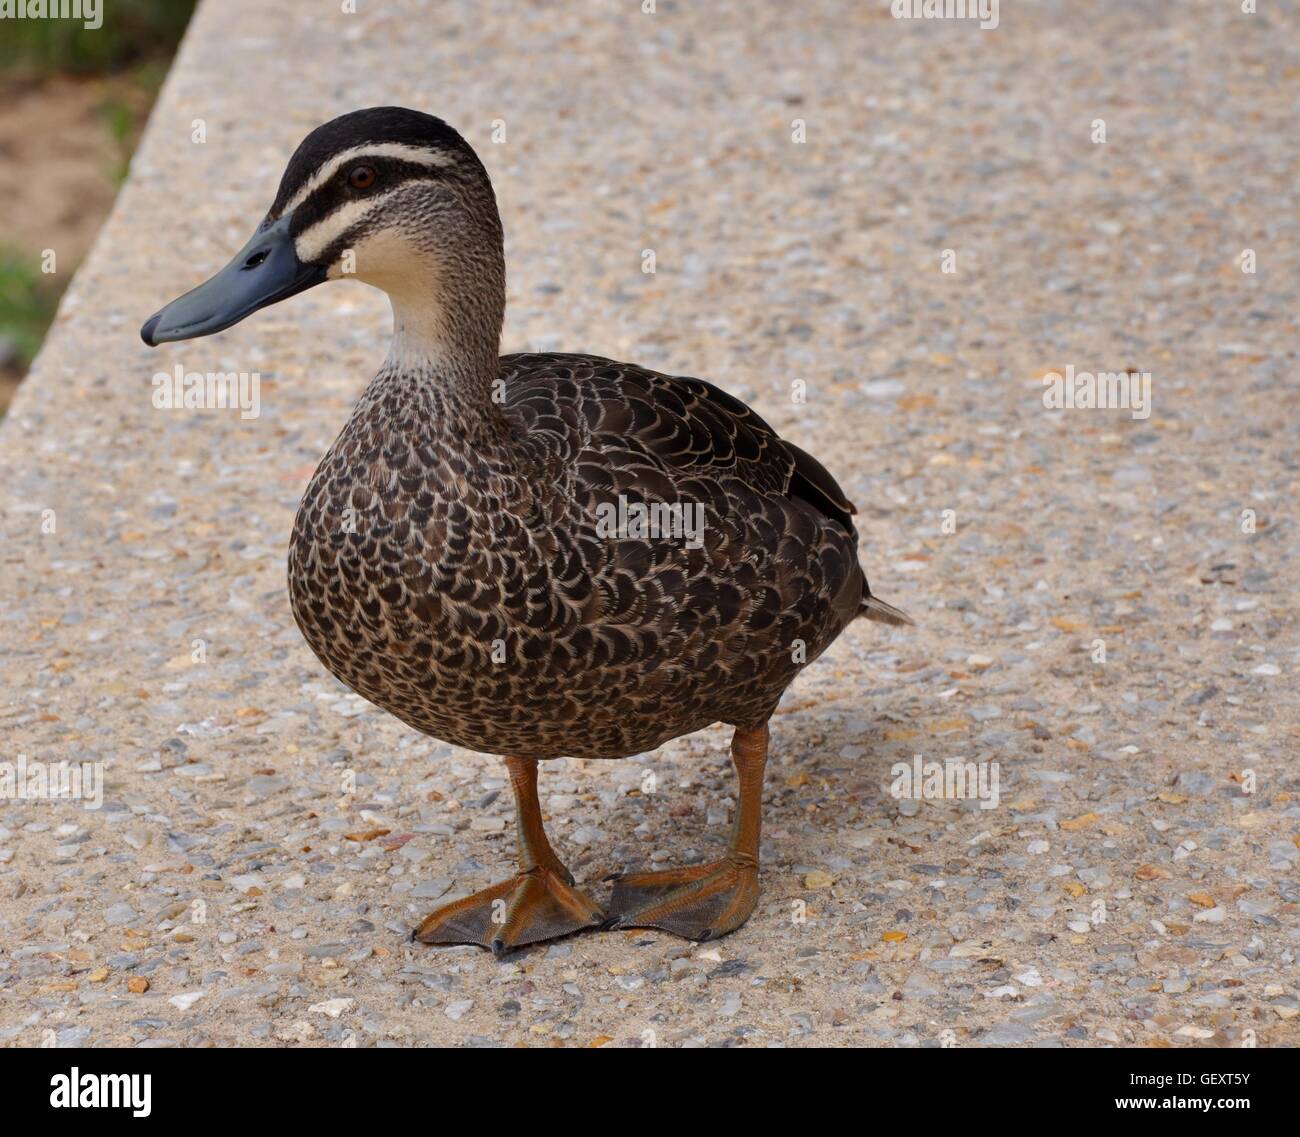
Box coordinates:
[141,107,911,955]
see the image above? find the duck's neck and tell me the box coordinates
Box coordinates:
[373,237,508,445]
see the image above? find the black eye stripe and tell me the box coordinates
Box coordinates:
[338,156,453,188]
[288,160,454,235]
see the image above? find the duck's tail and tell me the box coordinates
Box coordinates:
[859,594,914,627]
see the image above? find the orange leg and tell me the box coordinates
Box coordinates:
[413,756,603,955]
[606,722,768,942]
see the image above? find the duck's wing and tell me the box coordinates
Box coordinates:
[650,370,859,536]
[501,353,910,634]
[505,354,858,536]
[593,360,914,628]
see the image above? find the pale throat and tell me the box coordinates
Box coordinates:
[385,294,474,375]
[365,260,510,445]
[373,244,503,371]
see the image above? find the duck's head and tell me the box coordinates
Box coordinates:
[141,106,505,365]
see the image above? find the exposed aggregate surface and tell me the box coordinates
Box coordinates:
[0,0,1296,1047]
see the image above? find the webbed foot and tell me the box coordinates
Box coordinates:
[414,864,604,955]
[605,856,759,942]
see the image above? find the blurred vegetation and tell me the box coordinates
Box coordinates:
[0,249,61,368]
[0,0,195,76]
[99,91,141,185]
[0,1,196,407]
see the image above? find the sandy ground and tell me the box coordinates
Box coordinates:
[0,0,1296,1048]
[0,76,132,263]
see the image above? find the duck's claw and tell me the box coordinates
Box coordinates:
[413,865,604,955]
[604,857,759,942]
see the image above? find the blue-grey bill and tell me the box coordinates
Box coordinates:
[140,215,325,346]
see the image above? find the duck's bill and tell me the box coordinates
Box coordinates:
[140,215,326,346]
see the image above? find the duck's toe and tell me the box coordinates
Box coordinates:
[605,857,760,942]
[413,865,604,955]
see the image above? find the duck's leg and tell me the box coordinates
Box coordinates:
[606,722,768,942]
[413,756,604,955]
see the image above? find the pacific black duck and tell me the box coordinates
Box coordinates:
[142,107,911,954]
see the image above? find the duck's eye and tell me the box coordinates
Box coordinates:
[348,165,377,191]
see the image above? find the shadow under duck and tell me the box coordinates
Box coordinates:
[142,107,911,954]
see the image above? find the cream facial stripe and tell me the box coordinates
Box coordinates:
[281,142,456,216]
[292,188,407,263]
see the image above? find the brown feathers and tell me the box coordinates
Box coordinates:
[288,354,903,761]
[860,594,915,627]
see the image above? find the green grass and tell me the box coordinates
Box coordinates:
[0,0,196,77]
[99,89,139,184]
[0,249,63,369]
[0,1,196,395]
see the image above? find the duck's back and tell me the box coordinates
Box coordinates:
[289,353,867,760]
